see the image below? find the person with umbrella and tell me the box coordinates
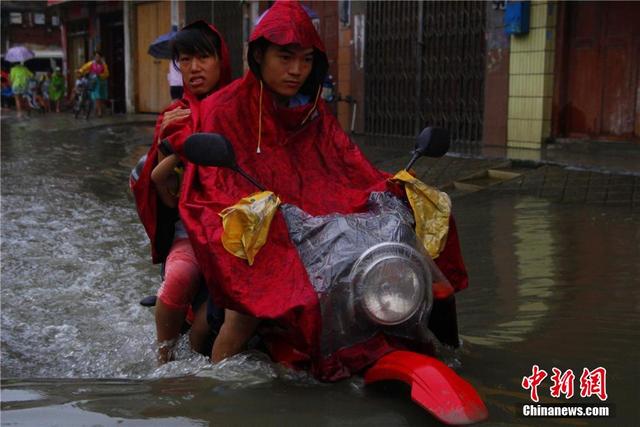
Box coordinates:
[6,46,36,118]
[148,27,184,101]
[78,50,110,117]
[9,61,33,118]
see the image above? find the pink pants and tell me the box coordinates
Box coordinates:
[157,238,201,313]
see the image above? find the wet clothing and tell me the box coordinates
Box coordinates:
[90,78,108,101]
[91,61,105,76]
[79,60,110,80]
[9,64,33,95]
[79,60,110,101]
[49,72,65,102]
[157,238,201,312]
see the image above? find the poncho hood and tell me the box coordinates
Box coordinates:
[132,21,231,263]
[182,20,232,96]
[172,20,232,108]
[248,0,328,100]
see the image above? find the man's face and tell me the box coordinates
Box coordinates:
[256,44,314,100]
[178,53,220,97]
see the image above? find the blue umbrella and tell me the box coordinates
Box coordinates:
[147,27,177,59]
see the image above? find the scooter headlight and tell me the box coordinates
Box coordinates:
[352,243,431,326]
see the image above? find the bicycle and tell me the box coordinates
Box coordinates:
[73,74,96,119]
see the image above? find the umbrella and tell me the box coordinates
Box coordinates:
[5,46,35,63]
[147,28,177,59]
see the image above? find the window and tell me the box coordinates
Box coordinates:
[10,12,22,24]
[34,13,46,25]
[51,15,60,26]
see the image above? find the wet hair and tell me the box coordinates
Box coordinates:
[171,22,221,70]
[248,37,328,99]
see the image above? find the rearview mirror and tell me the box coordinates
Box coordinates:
[184,133,237,168]
[415,127,450,158]
[404,127,450,171]
[183,132,266,191]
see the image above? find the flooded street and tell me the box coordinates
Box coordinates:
[1,117,639,425]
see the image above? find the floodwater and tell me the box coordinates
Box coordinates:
[1,119,639,426]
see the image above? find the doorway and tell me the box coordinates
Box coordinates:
[560,1,640,140]
[135,1,171,113]
[101,12,125,113]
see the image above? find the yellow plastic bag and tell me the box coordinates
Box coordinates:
[219,191,281,265]
[392,170,451,258]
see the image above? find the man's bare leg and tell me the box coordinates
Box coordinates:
[211,310,260,363]
[155,300,186,364]
[189,303,212,356]
[14,95,23,118]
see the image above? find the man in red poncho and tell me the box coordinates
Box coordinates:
[131,21,231,362]
[178,0,468,379]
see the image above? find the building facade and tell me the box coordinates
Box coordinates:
[48,0,125,112]
[484,0,639,159]
[42,0,639,153]
[1,1,63,74]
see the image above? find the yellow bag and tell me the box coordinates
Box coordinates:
[392,170,451,258]
[219,191,281,265]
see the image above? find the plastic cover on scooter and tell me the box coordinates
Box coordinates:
[282,192,451,357]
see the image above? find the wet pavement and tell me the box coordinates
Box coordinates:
[353,135,640,209]
[1,111,639,426]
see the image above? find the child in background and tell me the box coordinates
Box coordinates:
[40,71,52,112]
[48,67,65,112]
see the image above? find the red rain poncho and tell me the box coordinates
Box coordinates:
[180,1,467,380]
[132,22,231,263]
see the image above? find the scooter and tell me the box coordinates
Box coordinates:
[177,128,488,425]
